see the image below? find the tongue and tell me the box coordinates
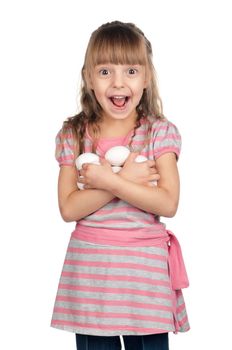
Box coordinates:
[112,97,126,107]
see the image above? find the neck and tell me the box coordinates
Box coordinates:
[99,114,138,138]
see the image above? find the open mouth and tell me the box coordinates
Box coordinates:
[110,96,129,108]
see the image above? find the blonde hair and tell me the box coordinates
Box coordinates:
[62,21,164,154]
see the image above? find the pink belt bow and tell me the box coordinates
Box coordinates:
[167,230,189,290]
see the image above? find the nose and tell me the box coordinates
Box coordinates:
[112,71,124,88]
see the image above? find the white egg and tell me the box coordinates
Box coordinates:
[75,152,100,170]
[105,146,130,166]
[135,155,148,163]
[111,166,122,173]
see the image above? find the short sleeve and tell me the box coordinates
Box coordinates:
[152,119,182,160]
[55,128,75,166]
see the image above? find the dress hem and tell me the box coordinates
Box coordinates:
[50,323,190,336]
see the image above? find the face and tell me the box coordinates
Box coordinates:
[89,64,148,122]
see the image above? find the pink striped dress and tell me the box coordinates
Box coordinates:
[51,117,190,336]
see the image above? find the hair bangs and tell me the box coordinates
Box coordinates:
[87,27,148,67]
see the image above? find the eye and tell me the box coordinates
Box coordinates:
[99,68,110,76]
[128,68,138,75]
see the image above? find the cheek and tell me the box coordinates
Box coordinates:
[92,80,106,95]
[134,82,146,99]
[132,77,146,92]
[92,86,107,107]
[93,87,104,101]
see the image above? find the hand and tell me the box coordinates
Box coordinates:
[78,158,116,190]
[119,153,160,186]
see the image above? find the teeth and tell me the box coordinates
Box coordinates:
[111,96,126,99]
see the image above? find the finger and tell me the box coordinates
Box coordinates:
[83,184,94,190]
[149,168,160,175]
[150,174,160,181]
[82,163,89,170]
[147,160,156,168]
[125,152,139,163]
[100,158,110,166]
[79,168,88,176]
[149,168,157,175]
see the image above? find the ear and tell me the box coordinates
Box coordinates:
[83,68,93,90]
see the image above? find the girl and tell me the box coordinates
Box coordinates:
[51,21,190,350]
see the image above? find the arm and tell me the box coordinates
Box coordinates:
[113,152,180,217]
[81,152,180,217]
[58,154,160,222]
[58,165,115,222]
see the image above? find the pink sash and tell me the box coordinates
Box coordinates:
[72,224,189,290]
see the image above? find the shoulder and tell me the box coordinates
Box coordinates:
[148,117,182,160]
[55,126,76,166]
[149,117,180,135]
[56,126,74,145]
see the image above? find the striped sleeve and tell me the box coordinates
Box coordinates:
[55,128,75,166]
[152,119,182,159]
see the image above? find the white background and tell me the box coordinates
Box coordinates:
[0,0,231,349]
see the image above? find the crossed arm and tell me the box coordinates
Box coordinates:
[58,152,180,222]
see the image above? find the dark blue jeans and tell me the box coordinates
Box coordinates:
[75,333,169,350]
